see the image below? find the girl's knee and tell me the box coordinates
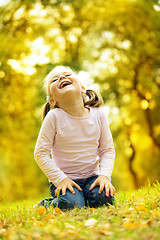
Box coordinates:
[58,195,75,210]
[88,187,114,207]
[58,188,85,210]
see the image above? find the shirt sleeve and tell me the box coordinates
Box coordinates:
[98,108,115,181]
[34,110,67,187]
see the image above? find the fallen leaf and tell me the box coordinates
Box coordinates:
[67,230,80,237]
[147,219,153,227]
[54,207,63,214]
[136,202,147,211]
[90,207,96,211]
[123,219,147,230]
[136,222,147,228]
[31,232,41,239]
[65,223,75,229]
[45,214,52,222]
[99,223,112,235]
[0,229,6,234]
[123,222,135,229]
[0,218,6,228]
[37,206,46,215]
[123,218,135,229]
[84,218,97,228]
[152,209,160,218]
[100,231,113,236]
[36,221,43,226]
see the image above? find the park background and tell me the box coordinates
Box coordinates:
[0,0,160,202]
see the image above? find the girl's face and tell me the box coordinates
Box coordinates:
[48,67,82,106]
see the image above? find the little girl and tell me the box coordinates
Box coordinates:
[34,66,115,210]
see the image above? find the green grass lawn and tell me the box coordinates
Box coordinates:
[0,182,160,240]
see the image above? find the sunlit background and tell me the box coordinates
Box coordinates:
[0,0,160,201]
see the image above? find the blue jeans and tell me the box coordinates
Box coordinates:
[49,175,114,210]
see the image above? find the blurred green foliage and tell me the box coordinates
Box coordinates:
[0,0,160,201]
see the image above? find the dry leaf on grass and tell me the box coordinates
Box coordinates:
[44,214,53,222]
[123,218,147,229]
[67,230,80,238]
[90,208,96,211]
[54,207,63,214]
[0,218,6,228]
[84,218,97,228]
[37,206,46,215]
[99,223,112,235]
[136,202,147,212]
[64,223,75,229]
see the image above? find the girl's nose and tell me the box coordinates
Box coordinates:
[59,75,65,80]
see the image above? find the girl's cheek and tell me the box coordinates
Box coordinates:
[50,85,56,97]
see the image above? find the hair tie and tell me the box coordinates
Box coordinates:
[46,96,50,103]
[81,86,86,94]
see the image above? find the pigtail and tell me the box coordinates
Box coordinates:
[84,89,103,107]
[43,102,50,120]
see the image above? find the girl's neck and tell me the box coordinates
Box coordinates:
[58,99,89,117]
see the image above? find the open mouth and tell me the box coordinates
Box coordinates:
[59,80,72,89]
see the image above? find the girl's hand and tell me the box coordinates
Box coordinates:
[55,177,82,197]
[89,175,116,197]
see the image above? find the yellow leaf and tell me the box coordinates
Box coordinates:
[0,229,6,235]
[37,206,46,215]
[36,221,43,226]
[31,233,41,239]
[84,218,97,228]
[123,218,147,229]
[135,222,147,228]
[151,209,160,218]
[65,223,75,229]
[123,222,135,229]
[0,218,6,228]
[54,207,63,214]
[90,207,96,211]
[45,214,52,222]
[123,218,135,229]
[67,230,80,237]
[99,223,112,235]
[100,231,113,236]
[136,202,147,211]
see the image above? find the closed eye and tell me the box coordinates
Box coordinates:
[65,74,71,77]
[51,78,58,83]
[51,73,71,83]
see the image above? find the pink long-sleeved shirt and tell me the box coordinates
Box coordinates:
[34,107,115,187]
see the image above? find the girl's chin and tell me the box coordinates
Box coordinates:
[59,85,80,94]
[60,85,73,91]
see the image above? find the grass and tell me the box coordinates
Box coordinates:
[0,182,160,240]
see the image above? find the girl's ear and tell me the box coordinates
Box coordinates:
[81,86,86,94]
[50,99,57,107]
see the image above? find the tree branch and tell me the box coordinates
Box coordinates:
[132,61,160,149]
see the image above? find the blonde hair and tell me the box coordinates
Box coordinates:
[43,66,103,120]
